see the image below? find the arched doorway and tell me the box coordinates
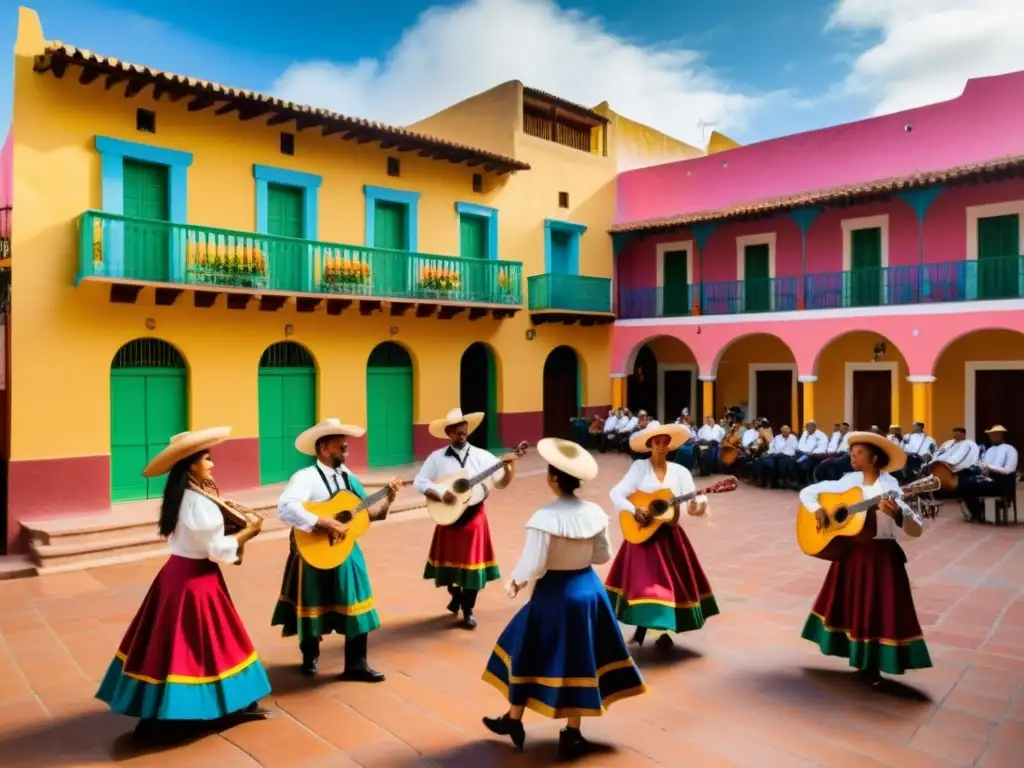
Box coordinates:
[460,342,500,449]
[366,342,414,467]
[626,335,697,423]
[258,341,317,484]
[543,345,579,439]
[110,338,188,502]
[715,333,797,429]
[813,331,909,431]
[627,345,657,416]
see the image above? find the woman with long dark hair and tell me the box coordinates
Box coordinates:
[482,438,645,760]
[96,427,271,737]
[799,431,932,686]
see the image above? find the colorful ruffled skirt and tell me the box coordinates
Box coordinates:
[424,503,500,590]
[605,524,719,632]
[801,539,933,675]
[483,567,646,718]
[96,555,271,720]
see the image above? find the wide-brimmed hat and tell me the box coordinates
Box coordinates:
[537,438,598,482]
[629,423,690,454]
[847,431,906,473]
[295,419,366,456]
[143,426,231,478]
[428,408,484,440]
[986,425,1009,434]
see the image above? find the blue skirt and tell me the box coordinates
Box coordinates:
[483,567,646,718]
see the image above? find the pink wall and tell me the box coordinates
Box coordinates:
[612,306,1024,378]
[0,129,10,209]
[617,71,1024,225]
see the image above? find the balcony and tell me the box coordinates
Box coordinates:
[617,257,1024,320]
[528,273,615,326]
[77,211,522,319]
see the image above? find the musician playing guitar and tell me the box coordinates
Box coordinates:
[272,419,402,681]
[606,424,720,653]
[414,408,520,630]
[798,431,932,687]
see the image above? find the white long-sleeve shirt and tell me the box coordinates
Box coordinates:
[603,415,620,433]
[798,472,921,540]
[697,424,725,442]
[982,443,1019,475]
[168,489,240,564]
[278,461,358,533]
[933,439,980,473]
[903,433,936,457]
[797,430,828,455]
[413,443,504,507]
[511,498,611,584]
[767,434,798,456]
[618,416,639,433]
[609,459,707,519]
[741,428,759,448]
[827,432,850,454]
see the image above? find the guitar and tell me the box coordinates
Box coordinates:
[293,480,411,571]
[426,441,529,526]
[795,476,940,560]
[618,477,738,545]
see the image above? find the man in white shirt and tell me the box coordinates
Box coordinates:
[887,425,904,445]
[273,419,402,680]
[414,408,518,629]
[611,409,639,452]
[902,422,937,477]
[753,424,798,488]
[600,409,621,452]
[815,422,852,482]
[695,416,726,476]
[959,425,1019,523]
[790,420,830,487]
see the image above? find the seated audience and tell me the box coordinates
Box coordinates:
[958,426,1018,523]
[753,425,798,489]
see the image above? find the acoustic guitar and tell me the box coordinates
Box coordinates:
[619,477,738,545]
[795,475,940,560]
[426,441,529,526]
[294,480,411,570]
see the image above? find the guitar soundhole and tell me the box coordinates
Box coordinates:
[337,511,353,524]
[452,479,471,494]
[833,506,848,524]
[649,500,669,516]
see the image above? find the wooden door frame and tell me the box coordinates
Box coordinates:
[844,361,898,426]
[749,363,798,427]
[965,361,1024,438]
[656,240,693,317]
[656,363,697,424]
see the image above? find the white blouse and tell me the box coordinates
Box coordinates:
[511,498,611,584]
[798,472,922,540]
[609,459,707,520]
[168,489,239,564]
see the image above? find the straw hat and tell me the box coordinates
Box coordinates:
[537,438,598,482]
[847,431,906,473]
[629,423,690,454]
[428,408,484,440]
[143,426,231,478]
[295,419,366,456]
[986,425,1009,434]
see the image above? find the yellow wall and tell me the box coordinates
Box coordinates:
[815,332,912,430]
[715,334,796,421]
[9,10,613,462]
[591,102,704,172]
[646,335,696,365]
[932,330,1024,439]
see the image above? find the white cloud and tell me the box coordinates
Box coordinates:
[271,0,764,146]
[830,0,1024,115]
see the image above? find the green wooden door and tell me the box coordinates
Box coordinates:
[662,249,689,316]
[266,183,305,292]
[743,244,770,312]
[850,227,883,307]
[110,368,187,502]
[459,214,487,300]
[977,214,1020,299]
[123,159,170,282]
[366,343,413,468]
[460,215,487,259]
[374,202,408,250]
[258,369,316,484]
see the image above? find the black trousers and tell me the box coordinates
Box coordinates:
[814,455,852,482]
[447,584,479,613]
[301,632,369,668]
[959,473,1016,520]
[791,454,825,486]
[754,455,792,486]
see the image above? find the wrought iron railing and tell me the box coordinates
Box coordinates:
[77,210,524,306]
[528,273,613,313]
[617,256,1024,319]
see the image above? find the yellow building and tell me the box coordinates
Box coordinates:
[4,8,654,550]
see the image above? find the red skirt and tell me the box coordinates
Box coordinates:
[423,503,500,591]
[801,539,932,674]
[605,525,719,632]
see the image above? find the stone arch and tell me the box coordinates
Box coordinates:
[542,345,581,440]
[712,333,798,430]
[623,335,697,424]
[365,341,415,467]
[459,341,501,450]
[256,341,318,484]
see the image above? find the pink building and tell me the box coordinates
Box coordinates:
[611,71,1024,445]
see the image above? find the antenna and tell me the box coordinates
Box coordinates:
[698,119,719,143]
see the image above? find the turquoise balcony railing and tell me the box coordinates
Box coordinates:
[617,256,1024,319]
[528,273,613,313]
[77,211,523,306]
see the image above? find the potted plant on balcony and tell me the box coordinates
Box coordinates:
[191,246,268,289]
[496,268,518,304]
[322,256,371,294]
[418,266,461,299]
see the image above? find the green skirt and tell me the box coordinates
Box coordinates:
[271,541,381,640]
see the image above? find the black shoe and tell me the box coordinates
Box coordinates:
[654,634,674,652]
[300,655,318,676]
[458,613,477,630]
[630,628,647,646]
[483,713,526,752]
[339,665,386,683]
[447,595,461,613]
[558,727,592,759]
[241,703,273,719]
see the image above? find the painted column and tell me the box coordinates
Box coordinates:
[611,374,626,410]
[691,223,717,316]
[699,376,715,422]
[907,375,935,429]
[896,187,945,301]
[790,208,820,309]
[798,375,816,424]
[891,381,900,431]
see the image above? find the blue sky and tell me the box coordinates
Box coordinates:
[1,0,1019,147]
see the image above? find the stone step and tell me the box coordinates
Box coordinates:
[0,554,37,580]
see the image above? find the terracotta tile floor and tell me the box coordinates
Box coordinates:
[2,453,1023,767]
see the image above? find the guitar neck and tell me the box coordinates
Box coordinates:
[353,485,389,513]
[668,490,699,506]
[847,490,898,513]
[467,461,506,488]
